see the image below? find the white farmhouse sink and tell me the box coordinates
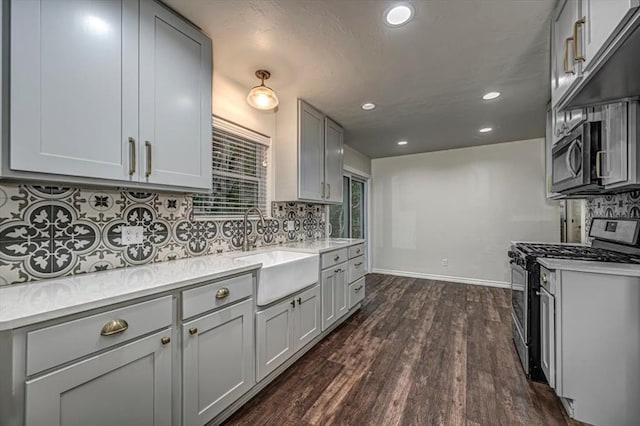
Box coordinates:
[234,250,319,306]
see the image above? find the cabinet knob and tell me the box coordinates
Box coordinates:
[189,327,198,335]
[334,255,340,261]
[541,273,548,283]
[161,336,171,345]
[100,319,128,336]
[216,288,230,299]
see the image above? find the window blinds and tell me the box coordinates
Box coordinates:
[193,122,269,216]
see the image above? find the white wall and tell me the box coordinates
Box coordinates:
[212,72,275,137]
[371,138,560,286]
[344,144,372,176]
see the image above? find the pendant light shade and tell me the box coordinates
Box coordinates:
[247,70,279,110]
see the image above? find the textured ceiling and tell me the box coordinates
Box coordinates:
[164,0,555,158]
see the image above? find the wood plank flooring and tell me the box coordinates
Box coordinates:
[223,274,584,426]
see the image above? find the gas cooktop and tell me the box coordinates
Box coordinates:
[514,242,640,264]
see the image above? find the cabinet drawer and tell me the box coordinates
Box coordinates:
[348,255,366,283]
[348,244,365,259]
[27,296,172,376]
[182,274,252,319]
[348,278,365,309]
[321,248,348,269]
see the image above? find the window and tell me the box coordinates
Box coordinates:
[193,117,270,217]
[329,173,367,239]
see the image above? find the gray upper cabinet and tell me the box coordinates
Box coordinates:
[24,330,172,426]
[324,117,344,204]
[10,0,138,182]
[577,0,639,72]
[139,0,212,189]
[8,0,212,192]
[298,101,326,201]
[551,0,581,107]
[274,99,344,204]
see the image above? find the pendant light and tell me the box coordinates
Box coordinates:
[247,69,279,110]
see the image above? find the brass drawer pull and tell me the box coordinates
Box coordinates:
[334,255,340,261]
[216,287,230,299]
[354,285,363,292]
[100,319,128,336]
[354,262,363,267]
[189,327,198,335]
[161,336,171,345]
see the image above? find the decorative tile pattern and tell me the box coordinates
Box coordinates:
[0,183,326,286]
[585,190,640,236]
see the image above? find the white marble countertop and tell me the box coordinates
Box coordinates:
[537,257,640,277]
[0,238,365,331]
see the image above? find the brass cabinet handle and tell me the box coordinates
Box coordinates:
[297,297,302,305]
[128,137,136,176]
[189,327,198,335]
[354,262,363,267]
[573,17,586,61]
[291,299,296,308]
[216,287,230,299]
[161,336,171,345]
[334,255,340,261]
[100,319,128,336]
[564,37,575,74]
[145,141,152,177]
[354,285,363,292]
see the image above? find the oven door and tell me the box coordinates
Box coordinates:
[552,127,588,193]
[510,261,528,340]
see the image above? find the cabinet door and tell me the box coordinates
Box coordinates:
[10,0,138,182]
[183,299,254,426]
[25,330,172,426]
[551,0,580,106]
[601,102,629,187]
[139,0,212,190]
[579,0,638,70]
[321,268,337,331]
[256,299,294,382]
[293,285,322,352]
[298,100,325,201]
[324,118,344,204]
[335,266,349,321]
[540,288,556,389]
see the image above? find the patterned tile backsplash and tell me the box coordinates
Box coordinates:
[0,183,326,286]
[585,190,640,236]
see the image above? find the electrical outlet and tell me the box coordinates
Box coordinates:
[441,259,448,267]
[121,226,144,245]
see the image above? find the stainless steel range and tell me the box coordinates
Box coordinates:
[508,218,640,381]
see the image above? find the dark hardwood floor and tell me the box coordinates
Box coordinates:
[223,274,584,426]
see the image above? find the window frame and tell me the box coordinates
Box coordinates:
[193,116,273,220]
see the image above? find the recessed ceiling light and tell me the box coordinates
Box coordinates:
[397,140,408,145]
[479,127,493,133]
[385,4,414,26]
[361,102,376,110]
[482,91,501,100]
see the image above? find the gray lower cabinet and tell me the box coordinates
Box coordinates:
[182,298,254,426]
[24,330,173,426]
[539,286,556,389]
[321,263,348,331]
[256,284,321,382]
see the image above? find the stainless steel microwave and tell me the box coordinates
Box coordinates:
[551,121,602,194]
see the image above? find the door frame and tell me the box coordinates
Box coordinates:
[331,166,371,273]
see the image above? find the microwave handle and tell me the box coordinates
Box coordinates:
[565,140,579,177]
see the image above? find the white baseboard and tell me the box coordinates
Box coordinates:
[371,268,510,289]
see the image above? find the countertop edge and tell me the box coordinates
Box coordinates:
[537,257,640,277]
[0,263,262,331]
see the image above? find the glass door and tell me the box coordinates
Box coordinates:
[329,173,367,239]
